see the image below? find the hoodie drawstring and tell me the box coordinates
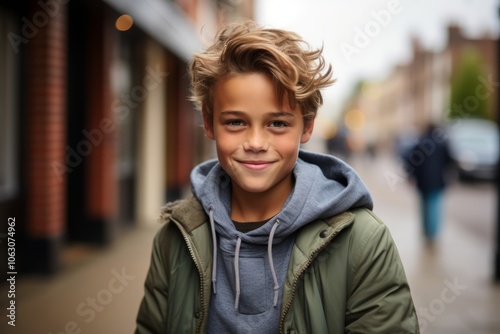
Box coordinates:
[233,219,281,310]
[209,207,217,294]
[234,237,242,309]
[211,207,281,311]
[268,219,280,307]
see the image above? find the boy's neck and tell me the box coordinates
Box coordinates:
[229,177,294,223]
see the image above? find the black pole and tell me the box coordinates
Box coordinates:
[495,5,500,283]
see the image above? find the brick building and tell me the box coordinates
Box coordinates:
[0,0,253,277]
[341,24,498,153]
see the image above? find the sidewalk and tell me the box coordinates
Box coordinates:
[0,224,159,334]
[1,153,500,334]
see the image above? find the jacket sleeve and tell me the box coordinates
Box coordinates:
[135,225,169,334]
[345,210,419,333]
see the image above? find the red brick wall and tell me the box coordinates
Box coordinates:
[85,9,117,220]
[26,1,67,238]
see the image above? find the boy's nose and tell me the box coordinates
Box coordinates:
[243,128,269,152]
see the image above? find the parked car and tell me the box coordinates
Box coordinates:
[445,119,499,181]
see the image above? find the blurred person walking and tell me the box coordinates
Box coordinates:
[406,123,452,243]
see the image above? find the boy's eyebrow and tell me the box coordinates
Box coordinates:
[267,111,296,119]
[219,110,296,118]
[219,110,245,117]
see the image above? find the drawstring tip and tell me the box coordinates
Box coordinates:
[212,280,217,294]
[273,287,279,307]
[234,293,240,310]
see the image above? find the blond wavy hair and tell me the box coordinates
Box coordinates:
[189,20,335,127]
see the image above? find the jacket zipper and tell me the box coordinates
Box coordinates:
[278,220,352,333]
[172,218,206,334]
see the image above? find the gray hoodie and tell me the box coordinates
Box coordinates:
[191,149,373,334]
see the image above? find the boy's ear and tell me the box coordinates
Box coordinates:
[300,118,315,144]
[202,110,215,140]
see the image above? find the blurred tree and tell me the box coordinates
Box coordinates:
[448,48,490,120]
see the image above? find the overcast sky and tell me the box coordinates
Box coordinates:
[255,0,500,118]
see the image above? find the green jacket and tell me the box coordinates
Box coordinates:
[136,197,419,333]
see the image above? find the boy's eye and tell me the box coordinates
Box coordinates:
[269,121,288,128]
[226,120,245,127]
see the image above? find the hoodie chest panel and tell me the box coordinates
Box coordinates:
[220,254,268,314]
[216,237,293,315]
[207,236,294,334]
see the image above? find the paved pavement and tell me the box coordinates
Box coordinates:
[0,224,157,334]
[1,153,500,334]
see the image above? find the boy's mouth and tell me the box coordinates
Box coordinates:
[238,160,273,171]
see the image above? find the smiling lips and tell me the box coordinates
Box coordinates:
[239,160,273,171]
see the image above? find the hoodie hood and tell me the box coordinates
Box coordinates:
[191,149,372,331]
[191,149,373,245]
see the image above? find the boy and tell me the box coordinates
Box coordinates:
[136,20,419,333]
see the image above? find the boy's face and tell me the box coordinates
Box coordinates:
[204,72,314,199]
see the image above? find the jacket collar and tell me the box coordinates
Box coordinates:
[160,196,207,233]
[161,196,355,264]
[160,196,356,255]
[293,211,355,258]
